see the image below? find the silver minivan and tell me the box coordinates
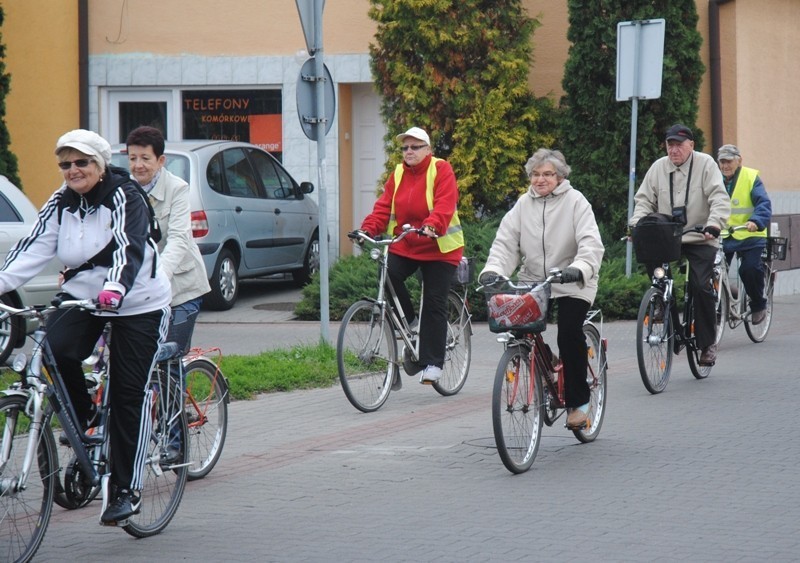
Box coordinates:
[112,141,320,310]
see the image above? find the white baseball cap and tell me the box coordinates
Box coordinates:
[55,129,112,167]
[396,127,430,147]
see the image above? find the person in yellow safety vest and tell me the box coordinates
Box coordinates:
[358,126,464,386]
[717,144,772,325]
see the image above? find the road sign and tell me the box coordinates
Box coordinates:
[616,19,665,101]
[296,57,335,141]
[296,0,325,54]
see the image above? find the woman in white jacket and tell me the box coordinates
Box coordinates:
[480,148,604,428]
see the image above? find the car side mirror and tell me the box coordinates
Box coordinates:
[300,181,314,195]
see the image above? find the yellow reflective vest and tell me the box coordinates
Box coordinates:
[387,157,464,253]
[728,166,766,240]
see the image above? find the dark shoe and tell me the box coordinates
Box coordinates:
[59,406,101,446]
[751,309,766,325]
[101,488,141,523]
[651,301,664,323]
[699,344,717,366]
[161,446,181,465]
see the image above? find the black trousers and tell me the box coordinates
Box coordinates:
[646,243,717,350]
[387,253,456,368]
[47,303,169,490]
[555,297,591,408]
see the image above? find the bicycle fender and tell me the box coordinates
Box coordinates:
[1,388,29,399]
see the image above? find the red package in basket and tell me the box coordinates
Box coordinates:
[488,291,543,328]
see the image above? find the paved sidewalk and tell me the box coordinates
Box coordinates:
[33,286,800,562]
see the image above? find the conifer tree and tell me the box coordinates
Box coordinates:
[559,0,704,231]
[369,0,553,217]
[0,7,20,189]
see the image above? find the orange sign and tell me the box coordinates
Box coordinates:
[249,114,282,153]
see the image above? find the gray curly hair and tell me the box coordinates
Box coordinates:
[524,148,571,179]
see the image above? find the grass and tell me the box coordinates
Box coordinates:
[1,342,342,403]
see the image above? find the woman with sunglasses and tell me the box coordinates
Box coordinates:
[358,126,465,385]
[0,129,172,524]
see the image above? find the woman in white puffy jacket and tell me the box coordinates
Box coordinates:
[480,148,604,429]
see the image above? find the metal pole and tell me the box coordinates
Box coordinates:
[625,22,642,278]
[313,0,330,343]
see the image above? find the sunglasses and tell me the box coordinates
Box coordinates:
[58,159,92,170]
[401,144,427,152]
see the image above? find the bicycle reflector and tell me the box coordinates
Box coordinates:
[654,267,666,279]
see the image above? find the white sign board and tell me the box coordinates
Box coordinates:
[616,19,665,101]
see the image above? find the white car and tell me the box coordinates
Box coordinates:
[0,176,61,363]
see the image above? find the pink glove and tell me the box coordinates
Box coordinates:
[97,290,123,310]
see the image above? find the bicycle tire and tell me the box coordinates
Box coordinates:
[492,343,542,474]
[337,300,397,412]
[123,369,188,538]
[573,323,607,443]
[714,280,728,345]
[745,268,775,343]
[636,287,673,394]
[183,358,229,480]
[0,395,57,563]
[432,291,471,396]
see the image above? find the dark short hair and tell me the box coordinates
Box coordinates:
[126,126,166,157]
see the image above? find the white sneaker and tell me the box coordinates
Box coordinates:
[420,365,442,384]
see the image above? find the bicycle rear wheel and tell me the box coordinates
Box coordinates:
[573,323,607,443]
[183,358,229,480]
[123,369,188,538]
[714,282,728,345]
[745,267,775,343]
[337,300,397,412]
[0,395,56,563]
[433,291,471,396]
[492,343,542,474]
[636,287,673,394]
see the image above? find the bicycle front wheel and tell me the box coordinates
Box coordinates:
[573,323,607,443]
[433,291,471,396]
[337,300,397,412]
[0,395,56,563]
[492,344,542,474]
[124,370,188,538]
[183,358,229,480]
[636,287,673,394]
[745,268,775,343]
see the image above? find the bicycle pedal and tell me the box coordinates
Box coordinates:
[99,518,128,527]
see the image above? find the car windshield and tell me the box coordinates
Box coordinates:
[110,153,191,184]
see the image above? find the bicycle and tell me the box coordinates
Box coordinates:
[0,298,188,563]
[337,225,472,412]
[634,224,726,394]
[482,270,608,474]
[714,226,784,344]
[54,327,229,497]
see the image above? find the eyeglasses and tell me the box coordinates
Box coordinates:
[530,171,557,179]
[401,144,427,152]
[58,159,92,170]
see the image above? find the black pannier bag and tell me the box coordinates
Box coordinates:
[631,213,683,263]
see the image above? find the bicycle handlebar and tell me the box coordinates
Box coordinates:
[478,268,562,291]
[0,297,99,320]
[348,223,436,247]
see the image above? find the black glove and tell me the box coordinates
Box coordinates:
[348,230,368,245]
[703,226,721,238]
[479,271,500,285]
[560,267,583,284]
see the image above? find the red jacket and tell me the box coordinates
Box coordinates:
[361,154,463,265]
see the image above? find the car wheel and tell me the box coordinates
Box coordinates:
[205,248,239,311]
[292,232,320,287]
[0,293,21,365]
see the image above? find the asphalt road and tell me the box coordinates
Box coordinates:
[31,278,800,562]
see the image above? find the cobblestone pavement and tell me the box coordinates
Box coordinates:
[31,280,800,562]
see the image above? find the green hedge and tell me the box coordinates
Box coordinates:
[297,221,654,322]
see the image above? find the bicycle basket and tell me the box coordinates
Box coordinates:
[767,236,787,261]
[631,217,683,263]
[452,256,475,285]
[484,282,550,333]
